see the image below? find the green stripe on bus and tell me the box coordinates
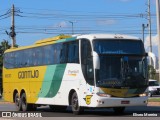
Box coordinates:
[56,37,77,43]
[38,65,56,97]
[38,64,67,98]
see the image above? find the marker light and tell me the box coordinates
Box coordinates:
[96,93,111,97]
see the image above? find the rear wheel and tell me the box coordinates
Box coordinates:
[14,93,22,111]
[71,92,84,115]
[113,107,125,114]
[21,93,36,111]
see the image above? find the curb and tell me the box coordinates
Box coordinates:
[0,101,14,104]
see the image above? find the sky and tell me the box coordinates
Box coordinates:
[0,0,158,55]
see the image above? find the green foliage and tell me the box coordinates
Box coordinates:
[148,98,160,102]
[148,65,156,79]
[0,40,11,66]
[0,40,11,94]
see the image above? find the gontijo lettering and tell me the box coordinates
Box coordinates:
[18,70,39,79]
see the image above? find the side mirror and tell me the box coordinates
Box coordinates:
[92,51,100,69]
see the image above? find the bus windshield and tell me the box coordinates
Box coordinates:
[93,39,148,88]
[93,39,145,55]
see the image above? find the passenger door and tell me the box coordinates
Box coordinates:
[80,39,94,106]
[81,39,94,85]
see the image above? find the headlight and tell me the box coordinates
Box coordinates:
[96,93,111,97]
[139,93,147,97]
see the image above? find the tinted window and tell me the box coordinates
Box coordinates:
[24,49,33,67]
[54,44,61,64]
[15,51,23,68]
[6,52,15,69]
[4,40,79,69]
[149,81,159,86]
[93,39,145,55]
[60,43,68,63]
[4,53,10,68]
[68,41,79,63]
[36,47,43,65]
[43,45,54,65]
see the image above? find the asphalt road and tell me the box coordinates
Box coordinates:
[0,95,160,119]
[0,103,160,117]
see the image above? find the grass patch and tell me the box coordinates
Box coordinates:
[148,98,160,102]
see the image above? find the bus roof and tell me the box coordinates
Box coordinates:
[4,35,74,53]
[77,34,140,41]
[4,34,140,53]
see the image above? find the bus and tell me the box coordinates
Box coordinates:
[3,34,148,114]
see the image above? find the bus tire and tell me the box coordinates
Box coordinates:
[113,107,125,114]
[71,92,83,115]
[14,93,22,111]
[21,92,35,111]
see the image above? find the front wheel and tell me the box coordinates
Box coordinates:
[71,92,84,115]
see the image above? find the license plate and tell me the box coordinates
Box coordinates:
[121,101,130,104]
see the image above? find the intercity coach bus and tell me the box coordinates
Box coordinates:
[3,34,148,114]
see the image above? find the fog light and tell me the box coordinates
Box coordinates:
[98,100,104,104]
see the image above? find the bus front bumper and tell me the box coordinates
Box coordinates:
[90,96,148,108]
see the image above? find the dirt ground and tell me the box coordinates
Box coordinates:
[148,102,160,106]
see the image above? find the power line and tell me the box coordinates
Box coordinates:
[0,6,157,42]
[0,15,10,20]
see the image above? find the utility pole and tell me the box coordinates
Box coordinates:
[142,24,148,43]
[11,4,16,47]
[146,0,152,65]
[156,0,160,83]
[148,0,152,53]
[69,21,74,35]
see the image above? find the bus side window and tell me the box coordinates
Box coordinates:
[53,43,62,64]
[60,43,68,63]
[25,49,33,66]
[4,53,10,68]
[68,41,79,63]
[15,51,23,68]
[81,39,94,85]
[8,52,15,68]
[43,45,52,65]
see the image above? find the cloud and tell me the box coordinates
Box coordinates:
[144,34,158,49]
[55,21,67,28]
[97,19,116,25]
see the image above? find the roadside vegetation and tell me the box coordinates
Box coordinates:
[148,97,160,102]
[0,40,11,95]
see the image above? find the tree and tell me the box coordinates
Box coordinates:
[148,65,156,79]
[0,40,11,95]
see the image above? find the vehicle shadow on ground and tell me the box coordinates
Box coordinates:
[35,106,160,117]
